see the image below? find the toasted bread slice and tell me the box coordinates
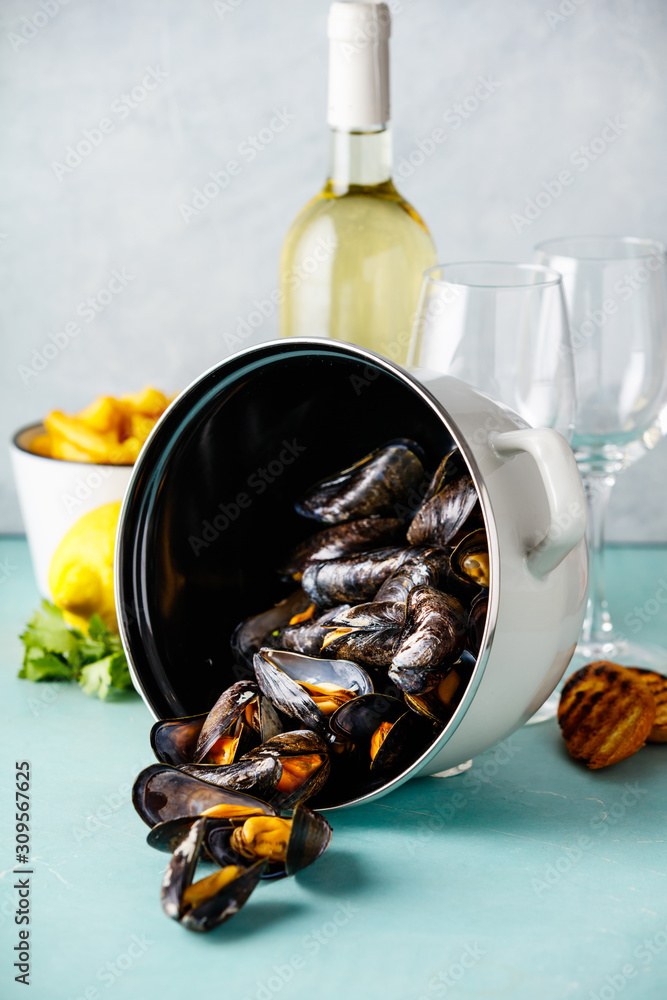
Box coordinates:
[558,661,656,768]
[625,667,667,743]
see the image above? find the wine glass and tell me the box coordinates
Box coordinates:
[408,262,577,725]
[535,236,667,670]
[408,262,575,437]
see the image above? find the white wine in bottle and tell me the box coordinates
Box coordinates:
[279,1,436,364]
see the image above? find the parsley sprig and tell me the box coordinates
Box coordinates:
[19,601,133,700]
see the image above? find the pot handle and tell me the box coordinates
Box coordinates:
[491,428,587,579]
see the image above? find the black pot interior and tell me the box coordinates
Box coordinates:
[118,343,459,800]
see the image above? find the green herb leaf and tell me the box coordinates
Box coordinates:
[20,601,77,656]
[18,601,134,701]
[78,655,114,699]
[79,652,132,700]
[21,652,74,682]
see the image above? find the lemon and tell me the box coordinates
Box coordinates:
[49,501,121,632]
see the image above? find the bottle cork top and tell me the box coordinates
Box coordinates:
[327,2,391,129]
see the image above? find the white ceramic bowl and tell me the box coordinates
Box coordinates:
[10,424,133,598]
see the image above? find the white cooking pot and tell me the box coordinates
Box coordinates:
[115,339,587,807]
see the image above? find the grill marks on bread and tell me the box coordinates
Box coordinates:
[558,662,656,769]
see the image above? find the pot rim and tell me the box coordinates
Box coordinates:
[115,338,501,810]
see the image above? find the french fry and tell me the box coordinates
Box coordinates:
[31,387,171,464]
[110,437,142,464]
[121,387,168,417]
[49,435,98,463]
[129,412,157,444]
[75,396,118,433]
[44,412,116,463]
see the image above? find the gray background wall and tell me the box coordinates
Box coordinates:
[1,0,665,539]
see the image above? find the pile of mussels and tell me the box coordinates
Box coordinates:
[132,439,489,931]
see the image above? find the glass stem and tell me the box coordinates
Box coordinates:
[580,472,616,645]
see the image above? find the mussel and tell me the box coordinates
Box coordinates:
[320,601,405,667]
[389,587,467,695]
[330,693,429,772]
[239,694,284,744]
[404,651,475,723]
[150,681,260,771]
[301,545,432,608]
[241,730,331,810]
[132,764,277,829]
[296,439,425,524]
[253,647,372,734]
[193,680,259,763]
[206,803,332,880]
[375,553,442,603]
[451,529,490,588]
[179,757,282,800]
[150,713,209,767]
[161,817,266,932]
[407,450,479,548]
[147,804,271,856]
[148,802,332,883]
[279,517,406,576]
[269,604,352,657]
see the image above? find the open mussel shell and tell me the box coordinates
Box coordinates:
[161,817,267,932]
[183,858,266,933]
[253,648,373,737]
[253,652,328,736]
[147,798,271,855]
[259,647,373,698]
[161,816,205,921]
[258,696,284,742]
[285,805,333,875]
[278,517,406,576]
[369,712,426,771]
[150,713,208,766]
[230,589,314,670]
[148,815,204,855]
[405,650,477,723]
[179,756,282,800]
[242,730,331,811]
[389,587,468,695]
[205,804,333,881]
[405,668,461,723]
[329,692,405,741]
[193,680,259,762]
[132,763,276,828]
[321,601,405,667]
[241,693,284,743]
[329,693,423,772]
[244,729,330,757]
[181,858,266,933]
[450,528,490,588]
[295,439,425,525]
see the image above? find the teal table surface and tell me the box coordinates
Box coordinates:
[1,537,667,1000]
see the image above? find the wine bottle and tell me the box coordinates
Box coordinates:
[279,1,436,364]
